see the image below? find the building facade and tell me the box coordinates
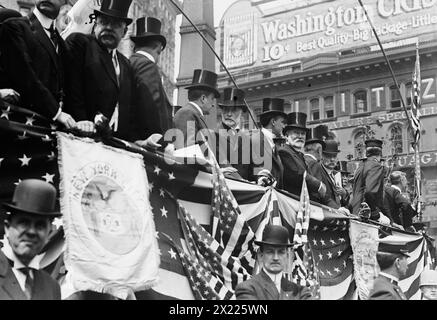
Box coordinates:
[215,0,437,236]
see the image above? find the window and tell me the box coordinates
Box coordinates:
[324,96,334,118]
[354,131,366,159]
[405,82,413,106]
[310,98,320,121]
[390,125,403,154]
[354,90,368,113]
[390,85,401,109]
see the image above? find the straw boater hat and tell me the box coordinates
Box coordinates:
[254,225,294,248]
[365,139,383,149]
[130,17,167,49]
[2,179,61,218]
[283,112,310,135]
[419,270,437,287]
[185,69,220,98]
[218,88,246,111]
[94,0,133,25]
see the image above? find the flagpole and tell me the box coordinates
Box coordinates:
[167,0,259,129]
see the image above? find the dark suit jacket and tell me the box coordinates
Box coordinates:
[130,52,172,140]
[319,165,341,209]
[351,158,386,218]
[383,186,418,228]
[368,275,407,300]
[251,129,284,189]
[304,154,325,203]
[235,270,312,300]
[278,144,323,197]
[0,13,67,119]
[65,33,134,141]
[0,250,61,300]
[173,102,214,150]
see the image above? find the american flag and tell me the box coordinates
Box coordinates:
[410,43,421,146]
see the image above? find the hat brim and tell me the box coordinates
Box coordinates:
[305,139,326,149]
[254,240,294,247]
[130,34,167,50]
[218,103,247,111]
[94,10,133,26]
[3,203,61,218]
[186,84,220,98]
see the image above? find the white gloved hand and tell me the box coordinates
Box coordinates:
[378,213,391,225]
[337,207,351,216]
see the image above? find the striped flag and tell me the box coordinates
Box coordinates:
[410,43,421,146]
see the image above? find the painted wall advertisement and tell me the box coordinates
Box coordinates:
[221,0,437,68]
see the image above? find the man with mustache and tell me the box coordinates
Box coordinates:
[278,112,326,198]
[0,180,61,300]
[65,0,136,140]
[0,0,76,129]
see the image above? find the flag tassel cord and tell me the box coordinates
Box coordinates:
[167,0,259,129]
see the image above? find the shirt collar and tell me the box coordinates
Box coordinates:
[1,239,40,270]
[391,185,402,193]
[33,7,54,30]
[189,101,203,116]
[137,51,156,63]
[379,271,399,284]
[263,268,282,288]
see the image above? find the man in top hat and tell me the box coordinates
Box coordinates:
[214,87,252,180]
[419,269,437,300]
[65,0,136,140]
[0,0,77,129]
[351,139,390,224]
[0,179,61,300]
[368,243,410,300]
[382,171,420,232]
[130,17,172,141]
[303,125,328,202]
[278,112,326,198]
[173,69,219,150]
[250,98,287,188]
[336,161,353,193]
[235,225,312,300]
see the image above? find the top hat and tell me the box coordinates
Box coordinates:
[419,270,437,287]
[259,98,287,120]
[283,112,309,135]
[130,17,167,49]
[185,69,220,98]
[0,8,21,23]
[365,139,383,149]
[2,179,61,218]
[377,242,410,258]
[305,125,329,148]
[94,0,133,26]
[218,88,246,110]
[323,140,340,155]
[336,160,350,174]
[254,225,294,247]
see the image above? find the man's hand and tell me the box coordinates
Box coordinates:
[57,111,76,129]
[135,133,163,150]
[75,121,95,133]
[377,213,391,225]
[337,207,351,216]
[334,186,348,198]
[0,88,20,104]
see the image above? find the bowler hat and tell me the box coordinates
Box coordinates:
[130,17,167,49]
[254,225,294,247]
[94,0,133,26]
[283,112,309,135]
[377,242,410,258]
[259,98,287,120]
[305,125,329,149]
[323,140,340,155]
[185,69,220,98]
[218,88,246,110]
[419,270,437,287]
[2,179,61,217]
[365,139,383,149]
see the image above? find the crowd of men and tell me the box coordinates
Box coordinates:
[0,0,431,300]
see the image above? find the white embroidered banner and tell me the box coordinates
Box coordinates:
[57,132,159,299]
[349,220,379,300]
[61,0,100,39]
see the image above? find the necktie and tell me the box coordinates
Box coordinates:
[45,23,58,50]
[112,50,120,84]
[18,267,34,300]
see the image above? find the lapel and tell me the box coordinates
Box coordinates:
[321,165,336,193]
[0,266,27,300]
[259,270,280,300]
[99,44,119,89]
[28,13,58,70]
